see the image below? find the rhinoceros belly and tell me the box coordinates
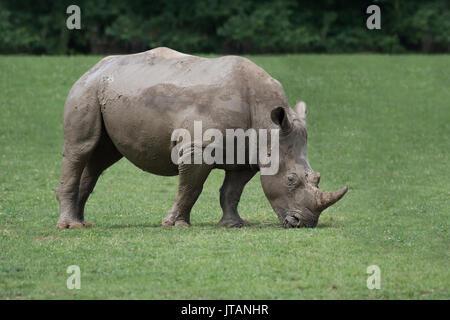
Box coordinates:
[101,98,179,176]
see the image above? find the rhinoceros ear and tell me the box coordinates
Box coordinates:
[271,106,292,133]
[294,101,307,120]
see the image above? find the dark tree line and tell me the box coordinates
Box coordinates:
[0,0,448,54]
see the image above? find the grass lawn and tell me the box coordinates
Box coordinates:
[0,54,448,299]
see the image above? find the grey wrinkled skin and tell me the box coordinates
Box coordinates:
[55,47,348,230]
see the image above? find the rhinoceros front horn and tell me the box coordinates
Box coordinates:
[317,186,348,211]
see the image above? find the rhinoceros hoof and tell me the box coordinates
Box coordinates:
[218,218,250,228]
[174,220,190,227]
[162,218,190,227]
[56,221,93,230]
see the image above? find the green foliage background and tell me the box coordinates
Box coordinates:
[0,0,449,55]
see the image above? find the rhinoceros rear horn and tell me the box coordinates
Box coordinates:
[317,186,348,211]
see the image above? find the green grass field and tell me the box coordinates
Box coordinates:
[0,54,449,299]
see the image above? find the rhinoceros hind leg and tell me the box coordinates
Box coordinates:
[56,153,97,230]
[162,152,213,227]
[77,131,123,226]
[218,170,256,228]
[56,96,103,229]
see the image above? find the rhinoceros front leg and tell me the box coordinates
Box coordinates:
[218,169,256,228]
[162,160,213,227]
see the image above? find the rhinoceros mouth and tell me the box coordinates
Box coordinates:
[282,208,318,228]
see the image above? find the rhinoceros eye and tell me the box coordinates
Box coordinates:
[286,173,299,186]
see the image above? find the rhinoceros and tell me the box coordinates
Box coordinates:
[56,47,347,229]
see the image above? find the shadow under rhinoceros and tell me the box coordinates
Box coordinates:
[104,219,340,229]
[105,223,163,229]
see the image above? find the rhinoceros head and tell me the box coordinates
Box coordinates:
[260,101,348,228]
